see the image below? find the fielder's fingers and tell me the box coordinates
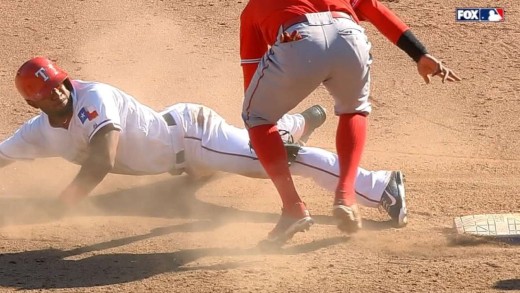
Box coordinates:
[442,69,449,83]
[449,70,462,81]
[431,65,447,83]
[422,73,431,84]
[436,65,452,83]
[444,76,457,82]
[443,69,461,83]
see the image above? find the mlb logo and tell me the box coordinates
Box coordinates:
[456,8,504,22]
[480,8,504,22]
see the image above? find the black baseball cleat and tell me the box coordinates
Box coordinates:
[299,105,327,145]
[379,171,408,227]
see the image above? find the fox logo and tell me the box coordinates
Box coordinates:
[456,8,504,22]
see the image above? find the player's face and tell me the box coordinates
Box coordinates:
[28,83,71,116]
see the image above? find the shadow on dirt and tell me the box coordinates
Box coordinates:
[493,279,520,291]
[0,232,348,289]
[0,175,395,289]
[0,175,396,231]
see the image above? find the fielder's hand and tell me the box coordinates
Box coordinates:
[417,54,461,84]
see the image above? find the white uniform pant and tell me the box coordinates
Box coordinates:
[163,103,388,208]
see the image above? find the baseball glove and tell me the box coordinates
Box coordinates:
[249,129,302,166]
[278,129,301,165]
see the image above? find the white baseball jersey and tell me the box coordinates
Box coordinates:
[0,80,180,175]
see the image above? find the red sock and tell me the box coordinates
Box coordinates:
[248,124,302,209]
[335,113,367,206]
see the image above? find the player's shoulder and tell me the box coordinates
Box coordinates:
[71,79,119,106]
[24,113,48,126]
[18,113,51,134]
[71,79,116,94]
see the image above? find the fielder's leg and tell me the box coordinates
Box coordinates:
[322,18,373,234]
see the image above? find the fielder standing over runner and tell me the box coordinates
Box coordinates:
[0,57,406,227]
[240,0,461,242]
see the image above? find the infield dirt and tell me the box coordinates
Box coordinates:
[0,1,519,292]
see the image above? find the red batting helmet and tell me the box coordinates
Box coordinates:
[15,57,68,101]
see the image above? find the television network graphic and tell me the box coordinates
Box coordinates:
[456,7,505,22]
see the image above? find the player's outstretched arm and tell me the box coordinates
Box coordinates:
[59,125,120,206]
[355,0,461,84]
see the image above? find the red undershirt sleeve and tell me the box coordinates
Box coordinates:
[355,0,428,62]
[240,11,269,91]
[354,0,409,44]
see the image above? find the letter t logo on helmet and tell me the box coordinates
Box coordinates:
[15,57,68,101]
[35,67,50,82]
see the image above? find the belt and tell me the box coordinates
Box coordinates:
[282,11,353,30]
[163,113,177,126]
[162,112,185,170]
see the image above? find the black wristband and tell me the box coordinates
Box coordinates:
[396,30,428,62]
